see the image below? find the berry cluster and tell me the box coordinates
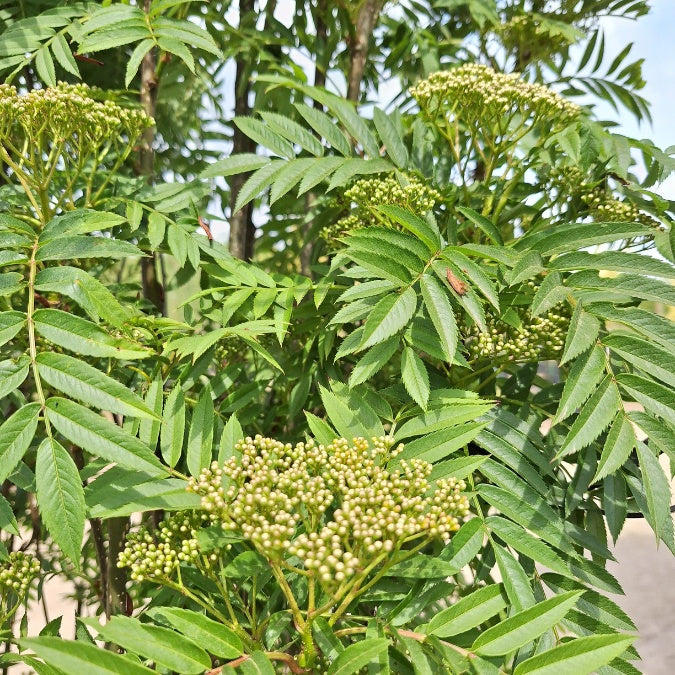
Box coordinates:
[410,64,580,132]
[0,551,40,600]
[321,175,440,244]
[189,436,470,587]
[117,511,213,582]
[465,305,570,363]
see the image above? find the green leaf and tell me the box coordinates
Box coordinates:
[442,249,499,311]
[603,474,627,543]
[218,414,243,464]
[297,157,348,194]
[40,210,127,241]
[225,550,269,578]
[21,637,155,675]
[493,545,536,612]
[0,356,30,399]
[419,274,457,362]
[531,272,567,316]
[0,493,19,535]
[152,17,221,56]
[385,555,461,578]
[327,639,389,675]
[319,385,384,440]
[401,347,430,410]
[35,438,85,566]
[586,304,675,350]
[295,103,351,156]
[157,36,195,73]
[187,385,214,476]
[34,309,151,360]
[239,651,276,674]
[146,607,242,659]
[549,251,675,279]
[0,272,24,297]
[348,337,398,387]
[593,415,635,483]
[125,38,154,87]
[425,585,507,638]
[35,46,56,86]
[160,387,185,467]
[359,287,417,350]
[439,518,485,570]
[376,206,441,252]
[604,334,675,387]
[616,374,675,426]
[139,377,163,449]
[373,108,408,168]
[541,575,636,632]
[147,211,166,250]
[305,412,337,446]
[627,412,675,459]
[343,249,412,285]
[457,207,503,246]
[567,271,675,306]
[45,398,165,476]
[78,26,152,54]
[478,484,574,554]
[35,266,129,328]
[397,401,493,439]
[84,472,197,519]
[36,352,157,420]
[397,422,486,465]
[557,376,620,459]
[312,617,345,662]
[327,158,394,192]
[51,33,79,77]
[269,158,317,204]
[506,251,545,286]
[201,153,271,178]
[527,222,649,256]
[260,111,324,157]
[636,440,671,540]
[233,160,287,213]
[93,616,210,675]
[0,403,40,483]
[234,117,295,159]
[553,346,606,425]
[560,302,600,366]
[512,635,634,675]
[472,591,583,656]
[0,311,25,347]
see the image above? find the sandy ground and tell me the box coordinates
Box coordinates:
[609,519,675,674]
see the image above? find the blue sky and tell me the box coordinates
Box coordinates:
[600,0,675,197]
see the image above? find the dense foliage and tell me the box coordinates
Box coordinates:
[0,0,673,673]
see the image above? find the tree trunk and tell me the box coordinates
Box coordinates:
[228,0,256,261]
[347,0,383,102]
[300,1,330,277]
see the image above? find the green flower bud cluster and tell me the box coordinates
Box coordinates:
[548,166,595,199]
[410,64,580,131]
[321,175,440,245]
[0,551,40,599]
[465,305,570,363]
[583,190,657,227]
[188,435,470,588]
[0,82,152,149]
[117,511,213,582]
[497,14,575,63]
